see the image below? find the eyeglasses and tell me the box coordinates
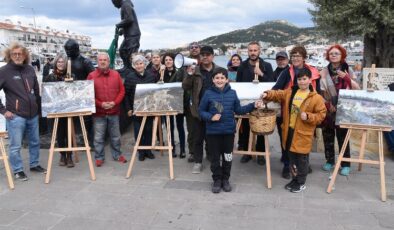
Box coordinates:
[189,46,200,50]
[329,52,341,56]
[290,55,303,59]
[11,52,24,57]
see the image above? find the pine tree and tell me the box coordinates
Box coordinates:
[308,0,394,67]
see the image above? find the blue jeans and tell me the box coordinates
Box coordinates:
[93,115,122,160]
[7,115,40,173]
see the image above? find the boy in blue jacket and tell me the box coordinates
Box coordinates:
[199,68,262,193]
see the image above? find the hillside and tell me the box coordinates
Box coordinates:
[200,20,324,47]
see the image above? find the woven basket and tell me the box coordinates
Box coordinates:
[249,107,277,135]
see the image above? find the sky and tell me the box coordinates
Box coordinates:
[0,0,315,50]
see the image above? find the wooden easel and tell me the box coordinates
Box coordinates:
[234,115,272,188]
[126,111,178,179]
[0,132,14,190]
[45,111,96,184]
[326,123,392,201]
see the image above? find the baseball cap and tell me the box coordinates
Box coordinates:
[200,46,214,55]
[276,51,288,59]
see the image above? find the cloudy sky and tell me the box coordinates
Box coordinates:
[0,0,315,49]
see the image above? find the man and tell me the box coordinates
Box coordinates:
[0,42,46,181]
[112,0,141,70]
[273,51,290,178]
[146,52,161,82]
[236,41,274,165]
[175,41,201,163]
[87,53,126,167]
[42,58,53,79]
[182,45,222,173]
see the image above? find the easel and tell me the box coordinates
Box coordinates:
[126,111,178,179]
[45,111,96,183]
[234,115,272,188]
[0,132,14,190]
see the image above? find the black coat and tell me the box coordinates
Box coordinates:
[123,69,156,112]
[236,58,274,82]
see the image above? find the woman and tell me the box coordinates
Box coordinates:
[43,54,74,168]
[320,44,360,176]
[124,55,156,161]
[272,45,320,179]
[161,52,186,158]
[227,54,242,82]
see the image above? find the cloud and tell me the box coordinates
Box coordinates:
[0,0,314,49]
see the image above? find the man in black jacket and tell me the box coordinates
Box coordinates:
[0,43,46,181]
[236,41,274,165]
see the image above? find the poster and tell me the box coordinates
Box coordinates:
[335,89,394,129]
[229,82,280,110]
[41,80,96,117]
[362,68,394,90]
[0,90,5,132]
[134,83,183,113]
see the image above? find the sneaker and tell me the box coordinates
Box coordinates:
[322,162,334,171]
[188,154,195,163]
[285,179,297,190]
[138,153,145,161]
[290,182,306,193]
[240,155,252,163]
[95,159,104,167]
[212,180,221,193]
[145,152,155,159]
[30,165,47,174]
[257,156,266,166]
[117,155,127,163]
[179,152,186,159]
[222,180,232,192]
[308,165,313,174]
[192,163,203,174]
[282,166,291,179]
[14,171,28,181]
[340,167,350,176]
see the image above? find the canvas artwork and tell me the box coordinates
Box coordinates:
[229,82,280,110]
[0,90,6,132]
[133,82,183,113]
[41,80,96,117]
[335,90,394,129]
[362,68,394,91]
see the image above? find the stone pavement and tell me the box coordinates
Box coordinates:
[0,127,393,230]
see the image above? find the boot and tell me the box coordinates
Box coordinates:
[59,153,67,166]
[66,153,75,168]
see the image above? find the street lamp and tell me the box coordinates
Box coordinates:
[20,6,38,53]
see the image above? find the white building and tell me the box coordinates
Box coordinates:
[0,19,91,57]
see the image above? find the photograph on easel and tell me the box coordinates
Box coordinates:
[335,89,394,128]
[230,82,280,110]
[133,82,183,113]
[41,80,96,117]
[362,68,394,91]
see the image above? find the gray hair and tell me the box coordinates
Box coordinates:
[131,54,147,67]
[53,53,68,73]
[97,52,110,61]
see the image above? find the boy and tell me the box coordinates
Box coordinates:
[262,68,326,193]
[199,68,262,193]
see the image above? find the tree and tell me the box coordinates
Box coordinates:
[308,0,394,67]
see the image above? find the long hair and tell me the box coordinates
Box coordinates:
[52,53,68,74]
[3,42,30,64]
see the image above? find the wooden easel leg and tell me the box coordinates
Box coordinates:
[327,129,352,193]
[71,119,79,163]
[126,116,147,178]
[358,130,367,171]
[45,118,59,184]
[264,135,272,189]
[166,115,174,180]
[378,131,386,201]
[0,138,14,189]
[234,118,242,151]
[158,117,164,156]
[79,116,96,181]
[151,116,158,148]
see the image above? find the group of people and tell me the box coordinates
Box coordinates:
[0,39,364,194]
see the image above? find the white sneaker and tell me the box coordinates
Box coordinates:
[192,163,203,174]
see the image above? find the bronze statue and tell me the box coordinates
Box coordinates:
[112,0,141,70]
[64,39,94,80]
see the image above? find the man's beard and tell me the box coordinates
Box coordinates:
[249,55,258,61]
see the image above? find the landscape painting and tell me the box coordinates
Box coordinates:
[41,80,96,117]
[335,90,394,129]
[230,82,280,110]
[134,83,183,113]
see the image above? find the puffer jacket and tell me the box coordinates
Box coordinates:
[265,86,326,154]
[199,84,255,135]
[87,68,125,116]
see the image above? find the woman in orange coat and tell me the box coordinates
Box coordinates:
[262,68,326,193]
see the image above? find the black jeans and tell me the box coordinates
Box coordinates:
[289,152,309,185]
[238,119,265,152]
[276,116,288,165]
[322,125,350,167]
[133,116,153,155]
[207,134,234,181]
[191,117,207,163]
[185,107,194,155]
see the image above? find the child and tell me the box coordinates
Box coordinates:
[262,68,326,193]
[199,68,262,193]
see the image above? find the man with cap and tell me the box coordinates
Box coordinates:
[182,45,223,173]
[273,51,289,81]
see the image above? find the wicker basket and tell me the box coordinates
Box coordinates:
[249,106,277,135]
